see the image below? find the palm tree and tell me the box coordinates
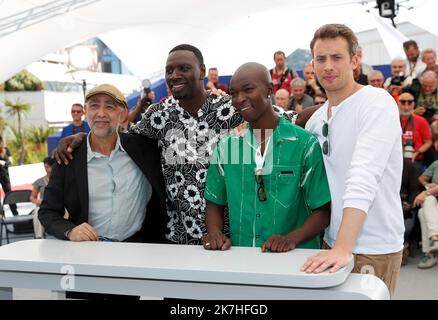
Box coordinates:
[4,98,31,165]
[26,126,57,153]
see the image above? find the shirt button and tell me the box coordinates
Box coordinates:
[255,235,260,239]
[256,213,261,219]
[257,152,261,156]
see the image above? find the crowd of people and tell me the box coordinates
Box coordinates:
[2,22,437,299]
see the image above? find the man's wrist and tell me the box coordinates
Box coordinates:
[331,244,353,256]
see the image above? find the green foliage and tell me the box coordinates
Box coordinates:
[0,117,6,133]
[4,98,31,117]
[1,100,52,165]
[4,98,31,165]
[26,126,57,145]
[6,126,50,165]
[4,70,44,91]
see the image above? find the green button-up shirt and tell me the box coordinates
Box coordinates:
[205,117,331,249]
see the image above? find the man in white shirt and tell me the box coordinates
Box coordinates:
[404,40,427,79]
[302,23,404,297]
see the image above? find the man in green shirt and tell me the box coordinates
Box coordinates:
[203,62,331,252]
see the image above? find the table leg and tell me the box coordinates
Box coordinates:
[0,287,12,300]
[51,290,66,300]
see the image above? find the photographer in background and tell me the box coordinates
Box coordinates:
[128,80,155,124]
[412,71,438,124]
[384,57,414,102]
[398,91,432,173]
[368,70,385,88]
[205,67,229,93]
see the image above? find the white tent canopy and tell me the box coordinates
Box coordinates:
[1,0,436,83]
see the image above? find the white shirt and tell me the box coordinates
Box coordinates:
[406,57,426,79]
[87,133,151,241]
[306,85,404,254]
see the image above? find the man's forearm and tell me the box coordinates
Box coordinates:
[417,140,432,154]
[332,207,366,253]
[127,102,143,123]
[205,202,225,234]
[418,175,431,187]
[287,202,330,244]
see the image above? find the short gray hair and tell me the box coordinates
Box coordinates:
[368,70,384,79]
[421,70,438,83]
[422,48,436,60]
[391,57,406,66]
[290,78,306,88]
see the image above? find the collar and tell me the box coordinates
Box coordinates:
[173,92,218,118]
[243,116,296,148]
[86,132,125,162]
[272,117,300,145]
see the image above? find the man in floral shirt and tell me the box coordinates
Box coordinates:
[129,44,243,244]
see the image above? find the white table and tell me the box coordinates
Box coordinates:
[0,239,389,300]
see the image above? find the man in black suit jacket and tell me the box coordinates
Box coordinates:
[39,84,167,244]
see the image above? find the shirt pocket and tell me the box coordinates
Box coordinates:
[271,165,301,209]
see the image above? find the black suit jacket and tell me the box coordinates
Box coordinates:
[39,133,167,243]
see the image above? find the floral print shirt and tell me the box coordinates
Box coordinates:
[130,93,242,244]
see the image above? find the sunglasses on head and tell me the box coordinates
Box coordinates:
[399,99,414,105]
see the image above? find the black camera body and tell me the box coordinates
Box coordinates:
[140,79,152,110]
[422,105,436,122]
[140,87,152,110]
[390,75,405,86]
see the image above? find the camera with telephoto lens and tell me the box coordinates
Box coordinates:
[403,140,415,158]
[390,74,406,86]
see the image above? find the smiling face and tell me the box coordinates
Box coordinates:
[391,60,406,77]
[229,64,273,123]
[165,50,205,100]
[398,92,415,117]
[421,77,438,95]
[312,37,358,95]
[291,84,305,100]
[71,104,84,122]
[423,51,437,70]
[85,93,127,138]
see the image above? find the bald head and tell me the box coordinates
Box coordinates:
[232,62,272,86]
[275,89,290,111]
[229,62,275,123]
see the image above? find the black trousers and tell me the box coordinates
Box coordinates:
[0,170,18,216]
